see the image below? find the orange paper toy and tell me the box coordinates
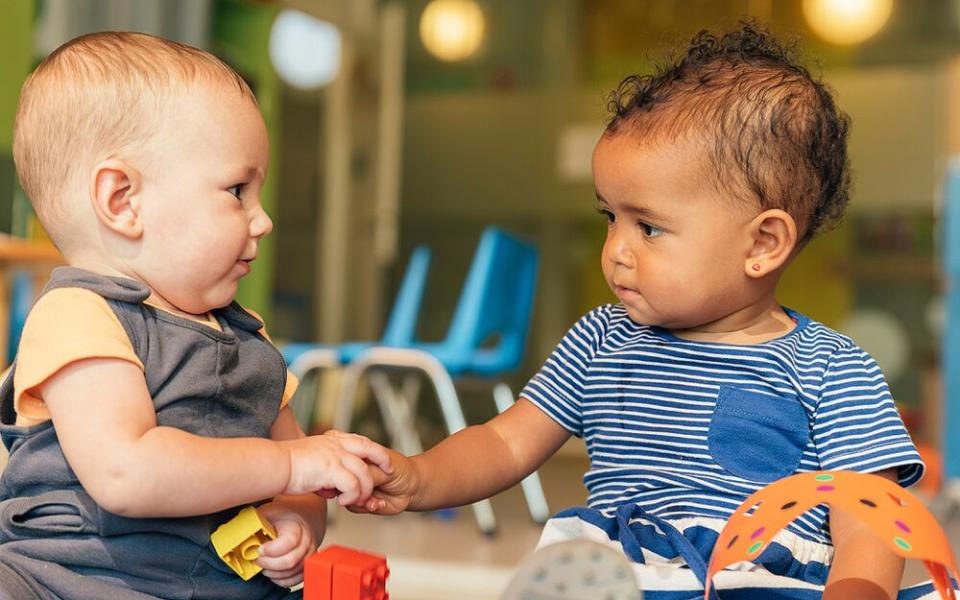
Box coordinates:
[705,471,959,600]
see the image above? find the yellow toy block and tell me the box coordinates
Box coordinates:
[211,506,277,580]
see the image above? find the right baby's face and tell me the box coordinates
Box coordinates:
[592,133,757,331]
[131,83,274,316]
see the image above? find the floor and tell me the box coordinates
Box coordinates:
[322,449,960,600]
[322,447,592,600]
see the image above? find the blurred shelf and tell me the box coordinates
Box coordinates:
[0,235,61,264]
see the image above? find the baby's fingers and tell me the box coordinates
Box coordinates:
[369,464,392,488]
[333,432,393,474]
[326,465,363,505]
[261,568,303,589]
[343,493,386,514]
[258,534,298,559]
[337,453,374,505]
[257,524,310,585]
[258,521,302,561]
[366,495,387,513]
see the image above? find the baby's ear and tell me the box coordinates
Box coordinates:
[744,209,798,278]
[90,159,143,239]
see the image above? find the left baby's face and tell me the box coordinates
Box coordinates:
[592,133,755,330]
[135,83,273,315]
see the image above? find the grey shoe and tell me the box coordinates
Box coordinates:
[501,539,642,600]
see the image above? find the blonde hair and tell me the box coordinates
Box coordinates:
[12,31,256,229]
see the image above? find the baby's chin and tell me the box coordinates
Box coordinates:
[622,306,663,328]
[172,291,237,315]
[622,306,698,331]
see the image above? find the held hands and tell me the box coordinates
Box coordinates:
[349,448,420,515]
[259,434,399,588]
[283,430,392,506]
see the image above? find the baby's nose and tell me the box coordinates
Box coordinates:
[251,209,273,238]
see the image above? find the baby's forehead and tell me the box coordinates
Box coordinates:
[598,126,715,174]
[595,129,760,214]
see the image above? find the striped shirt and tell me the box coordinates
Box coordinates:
[522,304,924,544]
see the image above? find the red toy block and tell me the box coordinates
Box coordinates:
[304,545,389,600]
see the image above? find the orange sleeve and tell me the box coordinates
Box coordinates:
[239,306,299,409]
[280,372,300,410]
[14,288,143,426]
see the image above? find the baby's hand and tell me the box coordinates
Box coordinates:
[255,502,318,588]
[283,430,393,505]
[349,449,419,515]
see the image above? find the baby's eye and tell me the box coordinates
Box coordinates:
[639,221,664,238]
[228,184,245,199]
[596,207,615,224]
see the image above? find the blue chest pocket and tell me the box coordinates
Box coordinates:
[707,385,810,483]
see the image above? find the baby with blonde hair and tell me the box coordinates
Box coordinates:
[1,31,390,600]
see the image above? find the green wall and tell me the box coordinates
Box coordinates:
[213,0,281,321]
[0,0,34,235]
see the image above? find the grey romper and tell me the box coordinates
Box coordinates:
[0,267,301,600]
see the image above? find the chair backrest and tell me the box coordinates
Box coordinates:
[442,227,539,374]
[380,245,432,346]
[7,270,34,362]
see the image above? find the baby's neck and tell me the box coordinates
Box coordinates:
[64,258,213,322]
[65,255,132,280]
[668,300,797,345]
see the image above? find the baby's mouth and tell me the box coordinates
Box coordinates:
[614,285,643,303]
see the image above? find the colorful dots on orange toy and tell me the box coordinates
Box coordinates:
[705,471,959,600]
[304,545,389,600]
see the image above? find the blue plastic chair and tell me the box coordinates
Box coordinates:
[335,227,548,534]
[7,271,34,362]
[942,164,960,510]
[280,246,432,430]
[281,245,432,371]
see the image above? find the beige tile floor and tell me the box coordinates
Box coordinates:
[323,451,960,600]
[322,451,592,599]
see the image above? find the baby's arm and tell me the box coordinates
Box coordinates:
[43,357,390,517]
[253,407,328,588]
[366,398,570,514]
[822,468,903,600]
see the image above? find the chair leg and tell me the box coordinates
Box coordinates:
[393,373,425,455]
[399,373,422,423]
[367,369,398,441]
[334,360,365,433]
[287,349,341,432]
[493,383,551,524]
[417,358,497,535]
[368,370,424,456]
[289,374,318,432]
[336,349,498,535]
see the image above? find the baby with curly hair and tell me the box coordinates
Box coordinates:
[361,24,930,600]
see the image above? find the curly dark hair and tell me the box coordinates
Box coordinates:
[606,23,851,242]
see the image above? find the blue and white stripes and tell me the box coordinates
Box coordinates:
[522,304,924,547]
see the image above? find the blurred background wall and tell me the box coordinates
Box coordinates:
[0,0,953,446]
